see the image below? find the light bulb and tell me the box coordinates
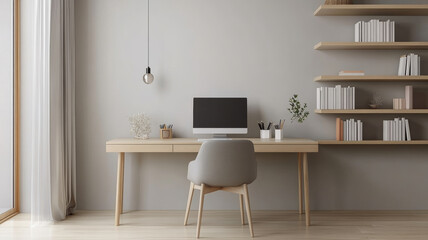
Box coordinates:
[143,67,154,84]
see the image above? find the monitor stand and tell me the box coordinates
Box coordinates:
[197,134,232,142]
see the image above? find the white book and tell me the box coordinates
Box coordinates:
[355,22,360,42]
[316,88,320,109]
[344,120,348,141]
[395,118,400,141]
[405,119,412,141]
[324,87,328,109]
[388,120,392,141]
[401,118,406,141]
[398,120,402,141]
[386,20,390,42]
[398,56,406,76]
[379,21,384,42]
[392,120,396,141]
[352,87,355,110]
[383,120,387,140]
[406,55,411,76]
[335,85,341,110]
[357,120,361,141]
[343,88,348,110]
[376,20,380,42]
[411,54,418,76]
[352,120,357,141]
[392,21,395,42]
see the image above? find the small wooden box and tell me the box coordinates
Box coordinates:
[160,129,173,139]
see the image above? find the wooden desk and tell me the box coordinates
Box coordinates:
[106,138,318,226]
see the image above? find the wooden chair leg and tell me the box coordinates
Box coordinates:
[184,182,195,226]
[196,184,205,238]
[239,194,245,225]
[243,184,254,237]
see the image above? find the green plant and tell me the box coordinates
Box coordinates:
[288,94,309,123]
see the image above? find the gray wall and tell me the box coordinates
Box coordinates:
[19,0,428,212]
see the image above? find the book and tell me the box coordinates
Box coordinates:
[336,118,341,141]
[398,55,406,76]
[405,86,413,110]
[383,118,411,141]
[339,70,365,76]
[406,55,411,76]
[405,119,411,141]
[316,85,355,110]
[355,19,395,43]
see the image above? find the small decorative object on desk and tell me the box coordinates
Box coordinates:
[288,94,309,123]
[369,95,383,109]
[274,119,285,140]
[258,121,272,139]
[129,113,151,139]
[160,124,173,139]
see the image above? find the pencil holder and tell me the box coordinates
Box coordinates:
[275,129,283,140]
[160,129,173,139]
[260,130,271,139]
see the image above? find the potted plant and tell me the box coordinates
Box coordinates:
[288,94,309,123]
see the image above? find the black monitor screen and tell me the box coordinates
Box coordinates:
[193,98,247,128]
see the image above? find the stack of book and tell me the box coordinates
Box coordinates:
[339,70,365,76]
[316,85,355,110]
[383,118,412,141]
[336,118,363,141]
[354,20,395,42]
[398,54,420,76]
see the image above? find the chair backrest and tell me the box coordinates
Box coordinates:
[188,140,257,187]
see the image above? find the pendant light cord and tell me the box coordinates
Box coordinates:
[147,0,150,66]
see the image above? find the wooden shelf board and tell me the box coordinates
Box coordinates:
[319,140,428,145]
[315,109,428,114]
[314,75,428,82]
[314,42,428,50]
[314,4,428,16]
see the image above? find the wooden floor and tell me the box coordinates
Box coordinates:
[1,210,428,239]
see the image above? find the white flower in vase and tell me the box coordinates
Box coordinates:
[129,113,151,139]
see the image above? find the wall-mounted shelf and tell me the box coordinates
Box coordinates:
[314,4,428,16]
[314,75,428,82]
[315,109,428,114]
[319,140,428,145]
[314,42,428,50]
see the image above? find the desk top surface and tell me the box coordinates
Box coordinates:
[106,138,318,145]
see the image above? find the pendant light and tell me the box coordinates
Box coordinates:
[143,0,154,84]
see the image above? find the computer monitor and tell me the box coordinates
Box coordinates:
[193,97,247,137]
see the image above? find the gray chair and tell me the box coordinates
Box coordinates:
[184,140,257,238]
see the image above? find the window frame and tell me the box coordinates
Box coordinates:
[0,0,20,224]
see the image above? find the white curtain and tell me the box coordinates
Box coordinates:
[32,0,76,225]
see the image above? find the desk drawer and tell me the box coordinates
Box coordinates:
[106,144,173,153]
[255,144,318,153]
[173,145,201,153]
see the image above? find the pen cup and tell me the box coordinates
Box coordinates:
[275,129,283,140]
[260,130,271,139]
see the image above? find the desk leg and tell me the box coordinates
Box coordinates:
[303,153,310,226]
[115,152,125,226]
[297,153,303,214]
